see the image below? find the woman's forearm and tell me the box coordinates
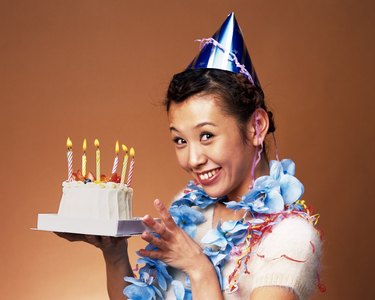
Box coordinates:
[187,256,224,300]
[103,241,133,300]
[104,256,133,300]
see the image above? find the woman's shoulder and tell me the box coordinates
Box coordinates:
[251,215,322,299]
[257,216,322,261]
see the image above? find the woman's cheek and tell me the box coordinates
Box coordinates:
[175,148,189,170]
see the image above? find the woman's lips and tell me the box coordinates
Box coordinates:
[196,168,221,186]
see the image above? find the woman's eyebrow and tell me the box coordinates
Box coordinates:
[170,122,217,132]
[194,122,217,129]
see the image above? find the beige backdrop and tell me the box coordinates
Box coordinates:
[0,1,374,299]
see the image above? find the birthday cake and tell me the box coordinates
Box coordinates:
[58,180,133,220]
[36,138,143,236]
[57,138,134,221]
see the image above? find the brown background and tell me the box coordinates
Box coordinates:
[0,0,374,299]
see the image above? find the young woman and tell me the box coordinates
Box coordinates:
[58,13,322,300]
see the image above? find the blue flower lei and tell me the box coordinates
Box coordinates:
[124,159,316,300]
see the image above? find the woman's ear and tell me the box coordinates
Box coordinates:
[247,109,269,147]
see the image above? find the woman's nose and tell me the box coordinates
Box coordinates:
[188,144,206,168]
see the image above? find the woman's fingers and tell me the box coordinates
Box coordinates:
[54,232,87,242]
[154,199,178,230]
[142,214,173,240]
[141,231,166,250]
[85,235,106,247]
[138,248,163,260]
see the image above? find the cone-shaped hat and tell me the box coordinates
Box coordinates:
[187,12,261,88]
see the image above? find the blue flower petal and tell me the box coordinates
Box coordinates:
[184,289,192,300]
[220,221,248,245]
[169,205,205,238]
[172,280,185,300]
[214,265,224,290]
[201,229,227,249]
[270,160,283,180]
[124,277,148,287]
[123,284,147,300]
[220,220,237,232]
[264,189,284,213]
[280,174,304,205]
[281,159,296,175]
[183,224,197,238]
[123,278,157,300]
[225,201,246,210]
[203,247,228,266]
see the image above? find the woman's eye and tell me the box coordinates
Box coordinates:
[173,137,186,145]
[200,133,213,141]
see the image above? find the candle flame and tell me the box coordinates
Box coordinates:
[67,137,72,149]
[122,144,128,153]
[83,138,87,152]
[115,140,120,154]
[130,147,135,157]
[94,138,100,148]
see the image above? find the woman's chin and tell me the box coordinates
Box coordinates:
[202,186,227,199]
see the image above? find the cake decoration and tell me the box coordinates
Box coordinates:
[82,138,87,177]
[127,147,136,186]
[66,137,73,181]
[65,137,136,185]
[111,140,120,175]
[94,138,100,181]
[120,145,129,185]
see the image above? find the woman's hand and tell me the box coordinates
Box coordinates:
[139,199,209,276]
[140,199,224,299]
[54,232,130,265]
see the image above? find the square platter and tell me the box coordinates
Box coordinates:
[34,213,151,237]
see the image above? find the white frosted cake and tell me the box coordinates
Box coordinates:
[35,139,142,236]
[58,181,133,220]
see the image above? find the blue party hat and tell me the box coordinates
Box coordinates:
[187,12,261,88]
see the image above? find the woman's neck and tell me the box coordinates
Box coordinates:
[254,157,270,181]
[226,157,270,201]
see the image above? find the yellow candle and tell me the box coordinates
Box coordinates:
[120,144,128,185]
[94,138,100,181]
[82,138,87,177]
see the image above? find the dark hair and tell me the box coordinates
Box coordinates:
[164,69,275,142]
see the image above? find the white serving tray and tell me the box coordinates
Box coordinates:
[35,213,151,237]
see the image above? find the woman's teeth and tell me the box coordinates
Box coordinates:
[199,169,218,180]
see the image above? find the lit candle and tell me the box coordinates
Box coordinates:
[120,145,128,185]
[111,140,120,175]
[94,138,100,181]
[126,147,135,186]
[82,138,87,177]
[66,137,73,181]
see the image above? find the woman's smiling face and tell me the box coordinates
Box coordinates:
[168,94,255,200]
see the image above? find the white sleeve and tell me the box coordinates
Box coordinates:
[251,216,322,300]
